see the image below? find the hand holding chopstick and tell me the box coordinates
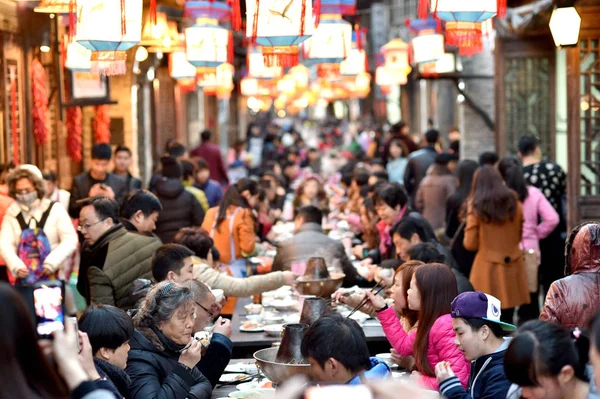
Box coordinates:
[347,283,387,319]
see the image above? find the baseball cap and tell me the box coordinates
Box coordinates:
[450,291,516,332]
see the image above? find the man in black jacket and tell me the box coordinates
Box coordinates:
[69,144,128,218]
[403,129,439,205]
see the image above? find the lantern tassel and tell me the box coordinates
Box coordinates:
[251,0,260,43]
[228,0,242,31]
[497,0,507,18]
[121,0,126,35]
[69,0,76,42]
[228,31,234,63]
[417,0,429,19]
[313,0,321,27]
[150,0,156,25]
[300,0,306,36]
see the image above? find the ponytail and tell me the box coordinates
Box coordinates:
[216,178,258,231]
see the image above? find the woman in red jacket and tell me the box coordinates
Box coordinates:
[365,263,470,390]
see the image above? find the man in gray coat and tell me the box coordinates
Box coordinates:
[272,206,367,287]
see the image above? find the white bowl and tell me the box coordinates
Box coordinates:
[263,324,284,337]
[263,315,284,325]
[270,299,299,311]
[245,304,263,314]
[376,353,396,367]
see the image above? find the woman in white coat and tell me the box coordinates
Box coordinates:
[0,165,78,282]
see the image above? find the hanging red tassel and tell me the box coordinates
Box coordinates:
[93,105,111,144]
[31,58,49,146]
[313,0,321,27]
[120,0,126,35]
[228,0,242,31]
[228,31,234,63]
[497,0,507,18]
[66,107,83,163]
[417,0,429,19]
[300,0,306,36]
[69,0,76,42]
[10,79,19,165]
[150,0,157,25]
[251,0,260,43]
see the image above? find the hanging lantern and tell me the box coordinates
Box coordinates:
[197,69,218,94]
[185,18,228,71]
[289,65,309,90]
[245,0,315,67]
[34,0,70,13]
[376,65,399,87]
[277,76,297,97]
[303,15,352,66]
[76,0,143,76]
[412,31,445,64]
[169,51,196,86]
[140,12,180,53]
[340,49,366,76]
[320,0,357,16]
[549,7,582,48]
[185,0,232,21]
[248,47,283,79]
[216,62,234,99]
[419,52,456,76]
[418,0,506,22]
[381,38,412,82]
[65,40,92,72]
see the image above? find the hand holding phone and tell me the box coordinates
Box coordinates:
[33,281,66,339]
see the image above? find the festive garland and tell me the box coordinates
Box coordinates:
[66,106,82,162]
[93,104,111,144]
[32,58,49,145]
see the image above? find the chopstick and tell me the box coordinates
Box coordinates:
[346,283,386,319]
[325,290,355,304]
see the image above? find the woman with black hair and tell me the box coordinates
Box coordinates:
[504,320,597,399]
[201,178,260,277]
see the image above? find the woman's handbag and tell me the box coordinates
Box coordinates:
[522,248,539,293]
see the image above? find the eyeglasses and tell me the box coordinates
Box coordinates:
[195,301,215,318]
[77,219,107,232]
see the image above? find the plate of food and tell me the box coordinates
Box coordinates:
[224,362,258,374]
[263,324,284,337]
[236,379,273,391]
[228,389,275,399]
[194,331,211,347]
[219,373,250,383]
[240,320,264,332]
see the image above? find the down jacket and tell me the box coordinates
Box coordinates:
[0,198,78,277]
[540,223,600,328]
[154,177,205,244]
[377,308,470,391]
[126,329,212,399]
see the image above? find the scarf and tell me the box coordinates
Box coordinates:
[377,205,407,258]
[150,325,187,357]
[94,357,131,397]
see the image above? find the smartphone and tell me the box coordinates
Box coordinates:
[33,281,66,339]
[66,316,80,352]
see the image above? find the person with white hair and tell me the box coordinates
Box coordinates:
[0,164,78,283]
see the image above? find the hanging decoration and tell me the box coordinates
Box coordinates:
[319,0,356,16]
[140,12,180,52]
[185,18,229,70]
[65,40,92,72]
[93,105,111,144]
[31,58,49,146]
[248,46,283,79]
[289,64,309,90]
[76,0,143,76]
[216,62,235,99]
[169,51,197,85]
[302,14,352,67]
[340,28,368,77]
[375,65,394,92]
[185,0,234,22]
[445,21,482,56]
[378,38,412,84]
[418,0,506,22]
[66,106,83,162]
[245,0,316,67]
[419,52,456,77]
[408,18,444,64]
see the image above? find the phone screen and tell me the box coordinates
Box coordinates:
[34,283,65,338]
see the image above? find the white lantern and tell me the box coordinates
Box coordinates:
[65,41,92,72]
[304,15,352,66]
[141,12,180,53]
[340,49,366,76]
[245,0,315,67]
[412,32,445,64]
[76,0,143,76]
[434,0,497,23]
[185,18,229,70]
[216,63,234,99]
[549,7,582,48]
[169,51,196,84]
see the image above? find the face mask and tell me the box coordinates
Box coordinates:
[16,191,38,207]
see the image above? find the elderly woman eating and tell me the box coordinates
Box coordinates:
[126,281,212,399]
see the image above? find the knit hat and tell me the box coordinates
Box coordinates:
[161,156,182,179]
[450,291,516,332]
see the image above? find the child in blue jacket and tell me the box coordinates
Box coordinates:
[436,291,514,399]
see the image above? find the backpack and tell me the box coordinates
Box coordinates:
[9,202,57,286]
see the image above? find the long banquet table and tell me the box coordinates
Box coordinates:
[229,296,391,358]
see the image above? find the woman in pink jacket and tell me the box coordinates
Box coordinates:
[498,157,559,322]
[365,263,470,390]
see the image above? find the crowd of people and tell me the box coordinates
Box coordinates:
[0,118,598,399]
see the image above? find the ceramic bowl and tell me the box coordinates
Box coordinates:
[245,304,263,314]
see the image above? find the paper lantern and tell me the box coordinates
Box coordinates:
[340,49,366,76]
[185,0,232,21]
[169,51,196,86]
[34,0,70,13]
[245,0,315,67]
[419,52,456,76]
[412,32,445,64]
[76,0,143,76]
[320,0,357,16]
[65,41,92,72]
[140,12,181,53]
[376,65,402,87]
[216,63,235,99]
[303,15,352,66]
[248,47,283,79]
[549,7,581,48]
[421,0,505,23]
[185,18,228,70]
